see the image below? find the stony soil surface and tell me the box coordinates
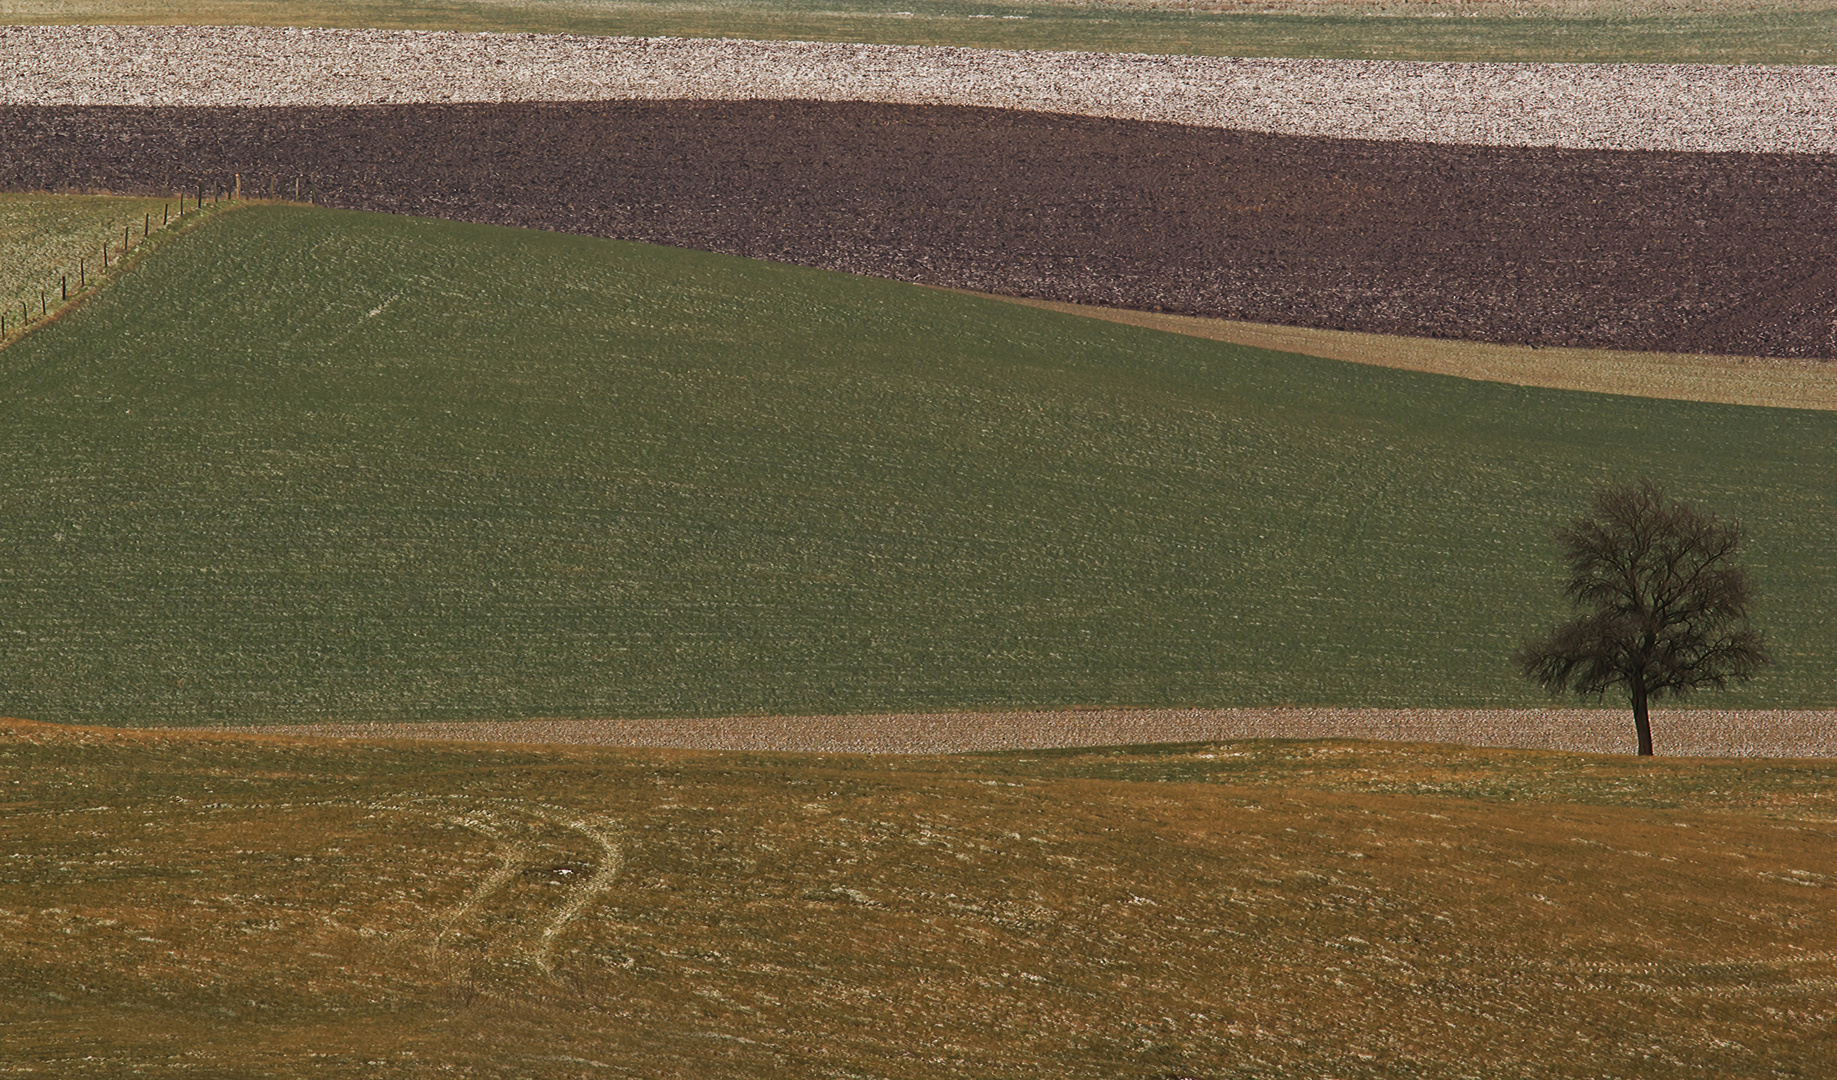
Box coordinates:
[7,26,1837,357]
[8,99,1836,358]
[7,25,1837,154]
[229,706,1837,758]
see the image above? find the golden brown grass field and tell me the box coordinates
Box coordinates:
[4,717,1834,1077]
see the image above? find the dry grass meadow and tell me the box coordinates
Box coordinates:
[3,716,1834,1078]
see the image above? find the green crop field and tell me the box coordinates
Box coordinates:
[7,0,1837,62]
[0,203,1830,727]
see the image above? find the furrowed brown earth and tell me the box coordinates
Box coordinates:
[6,101,1837,359]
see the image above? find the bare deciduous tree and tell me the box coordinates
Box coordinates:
[1517,478,1771,756]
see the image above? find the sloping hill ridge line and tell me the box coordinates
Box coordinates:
[7,100,1835,359]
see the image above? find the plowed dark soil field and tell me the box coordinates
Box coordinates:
[6,100,1837,358]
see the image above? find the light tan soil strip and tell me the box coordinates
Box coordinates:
[10,26,1837,154]
[977,293,1837,412]
[222,707,1837,759]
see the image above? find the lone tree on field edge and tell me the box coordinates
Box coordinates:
[1516,478,1771,756]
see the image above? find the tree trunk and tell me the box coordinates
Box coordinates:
[1632,681,1654,757]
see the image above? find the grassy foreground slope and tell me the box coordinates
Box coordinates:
[6,0,1836,62]
[0,204,1832,725]
[3,719,1834,1077]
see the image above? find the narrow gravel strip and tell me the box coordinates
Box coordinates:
[221,708,1837,759]
[6,25,1837,153]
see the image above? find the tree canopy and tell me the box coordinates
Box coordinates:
[1517,478,1771,756]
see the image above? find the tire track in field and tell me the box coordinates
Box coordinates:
[430,807,534,959]
[420,798,626,974]
[518,807,624,974]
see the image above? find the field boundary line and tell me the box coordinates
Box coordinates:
[205,706,1837,759]
[949,288,1837,412]
[0,192,304,353]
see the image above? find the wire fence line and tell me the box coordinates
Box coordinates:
[0,173,315,346]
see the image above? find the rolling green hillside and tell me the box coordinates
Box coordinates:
[10,0,1837,63]
[0,204,1830,725]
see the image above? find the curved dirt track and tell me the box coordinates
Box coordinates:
[8,99,1837,358]
[228,707,1837,759]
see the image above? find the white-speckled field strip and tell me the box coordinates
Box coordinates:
[221,707,1837,759]
[6,24,1837,153]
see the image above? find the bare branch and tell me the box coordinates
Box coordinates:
[1518,478,1772,755]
